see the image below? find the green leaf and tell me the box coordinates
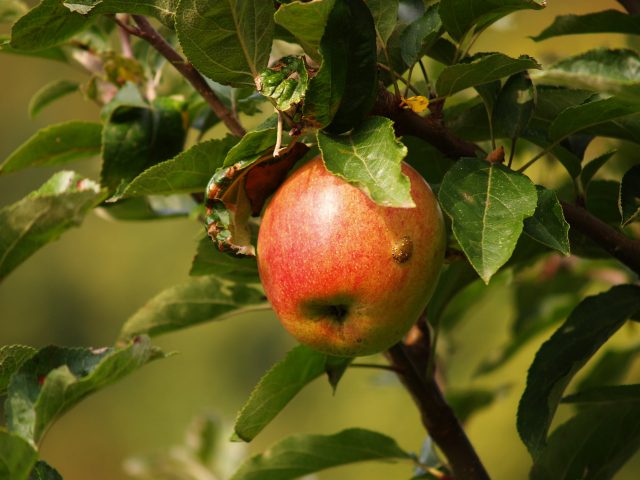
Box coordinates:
[530,402,640,480]
[190,235,259,281]
[493,72,536,141]
[101,97,186,194]
[620,164,640,226]
[303,0,378,133]
[0,122,102,174]
[400,3,443,67]
[438,158,537,283]
[438,0,545,41]
[549,97,639,142]
[230,428,411,480]
[533,10,640,42]
[0,346,36,396]
[0,430,37,480]
[10,0,92,51]
[517,284,640,457]
[256,56,309,111]
[234,345,351,442]
[532,49,640,103]
[436,53,540,97]
[123,136,238,197]
[28,80,79,118]
[176,0,274,87]
[563,385,640,405]
[523,128,582,179]
[97,196,195,221]
[0,34,68,62]
[222,125,277,169]
[28,461,63,480]
[0,171,106,282]
[580,151,615,189]
[365,0,399,46]
[6,337,164,444]
[317,116,412,207]
[273,0,336,61]
[0,0,28,24]
[119,275,265,340]
[523,186,570,256]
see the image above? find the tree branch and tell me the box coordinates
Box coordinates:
[617,0,640,15]
[373,88,640,276]
[372,87,481,159]
[386,320,490,480]
[128,15,246,137]
[561,201,640,274]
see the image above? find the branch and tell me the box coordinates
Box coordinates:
[386,320,490,480]
[372,87,481,159]
[128,16,246,137]
[617,0,640,15]
[561,201,640,274]
[372,88,640,275]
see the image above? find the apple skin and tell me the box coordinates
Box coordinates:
[257,155,446,357]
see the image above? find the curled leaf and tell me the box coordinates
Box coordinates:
[257,56,309,111]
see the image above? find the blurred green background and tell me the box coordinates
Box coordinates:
[1,1,640,479]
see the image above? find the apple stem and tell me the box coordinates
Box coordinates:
[386,320,490,480]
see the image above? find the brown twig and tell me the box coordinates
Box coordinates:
[561,201,640,274]
[125,15,246,137]
[386,320,490,480]
[372,87,481,159]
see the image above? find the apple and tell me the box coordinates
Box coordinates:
[257,155,446,357]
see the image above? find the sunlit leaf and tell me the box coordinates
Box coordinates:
[438,158,537,283]
[0,122,102,174]
[230,428,411,480]
[176,0,274,87]
[436,53,540,97]
[234,345,351,442]
[0,430,37,480]
[317,116,412,207]
[119,276,265,340]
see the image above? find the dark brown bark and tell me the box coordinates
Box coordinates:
[386,321,490,480]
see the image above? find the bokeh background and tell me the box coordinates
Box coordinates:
[1,1,639,479]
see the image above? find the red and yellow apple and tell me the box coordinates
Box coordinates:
[257,155,446,357]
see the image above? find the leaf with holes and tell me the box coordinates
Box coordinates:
[5,337,165,444]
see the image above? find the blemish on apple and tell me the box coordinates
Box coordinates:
[392,236,413,264]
